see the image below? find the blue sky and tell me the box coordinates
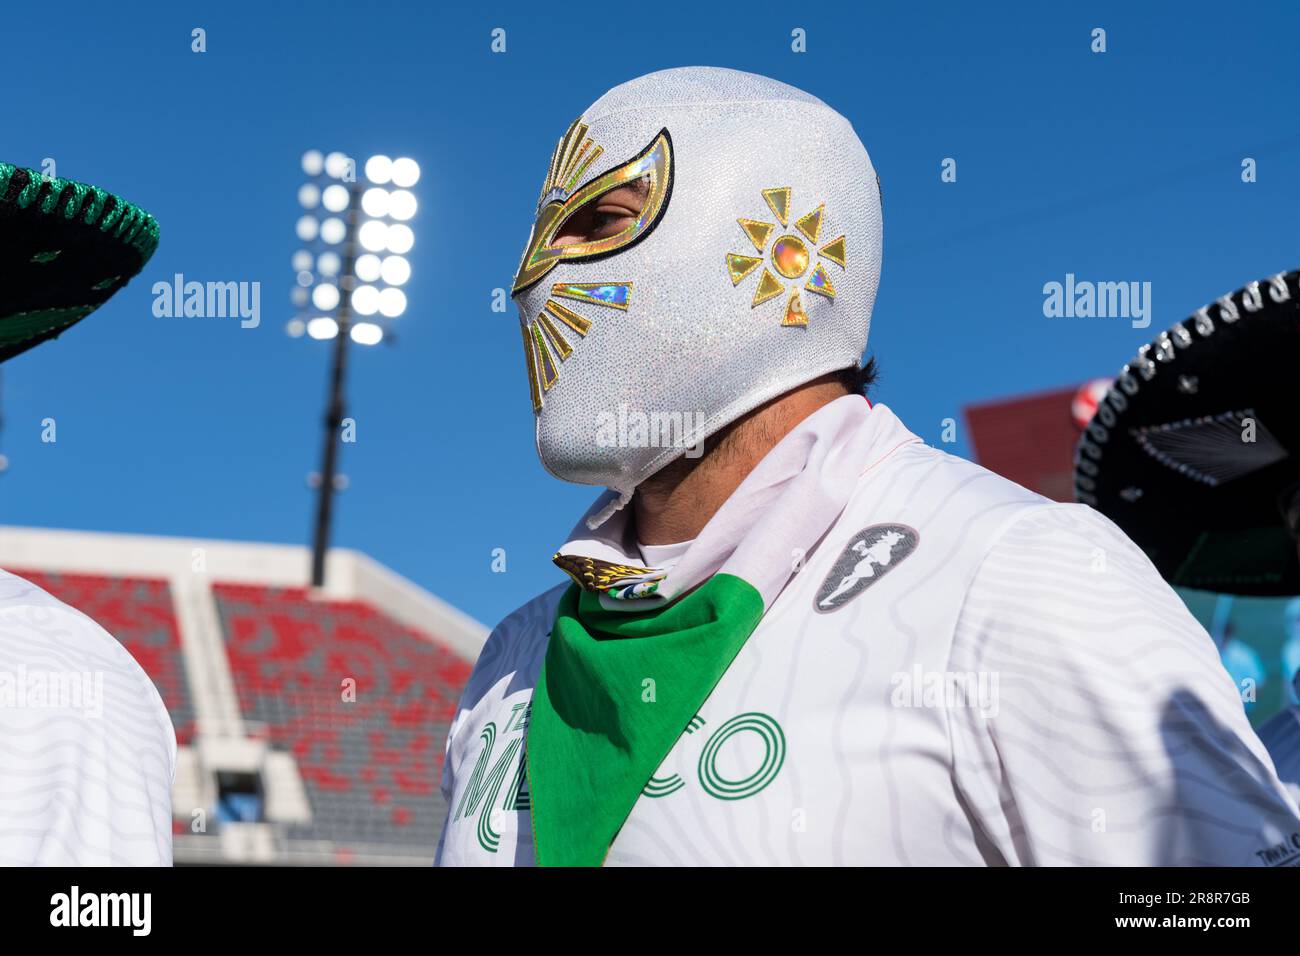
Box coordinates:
[3,0,1298,631]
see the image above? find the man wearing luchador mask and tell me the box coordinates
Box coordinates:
[435,68,1300,867]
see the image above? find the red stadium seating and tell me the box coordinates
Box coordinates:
[212,583,471,852]
[8,569,197,745]
[3,564,474,860]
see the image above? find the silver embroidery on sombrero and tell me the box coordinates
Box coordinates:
[1131,409,1288,487]
[1073,268,1297,507]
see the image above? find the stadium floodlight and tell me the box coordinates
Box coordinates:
[391,157,420,188]
[380,255,410,286]
[301,150,324,176]
[387,190,417,221]
[351,285,380,315]
[361,187,390,218]
[324,151,350,179]
[321,184,350,213]
[311,284,340,311]
[319,217,346,245]
[354,253,382,282]
[378,287,407,318]
[364,155,393,185]
[351,322,383,346]
[385,223,414,255]
[358,220,388,252]
[306,316,339,340]
[289,149,420,587]
[316,251,341,277]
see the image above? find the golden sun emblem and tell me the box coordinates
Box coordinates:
[725,187,846,327]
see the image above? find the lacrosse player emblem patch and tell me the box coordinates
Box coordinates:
[814,524,919,613]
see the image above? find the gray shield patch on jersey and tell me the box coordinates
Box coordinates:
[813,524,919,613]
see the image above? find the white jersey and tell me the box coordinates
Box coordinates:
[436,406,1300,866]
[0,569,176,865]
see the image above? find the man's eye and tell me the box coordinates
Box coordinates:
[552,206,633,246]
[591,211,624,235]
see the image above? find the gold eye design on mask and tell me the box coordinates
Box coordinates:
[511,123,673,295]
[725,187,846,328]
[520,282,632,412]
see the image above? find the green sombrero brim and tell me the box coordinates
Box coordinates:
[0,163,159,363]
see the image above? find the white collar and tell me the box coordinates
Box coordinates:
[555,397,922,611]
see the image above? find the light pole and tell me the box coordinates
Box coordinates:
[290,150,420,587]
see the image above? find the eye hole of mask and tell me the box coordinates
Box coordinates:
[512,129,672,294]
[552,177,650,247]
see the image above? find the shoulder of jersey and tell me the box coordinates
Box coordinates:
[462,582,568,697]
[0,568,176,751]
[846,437,1056,516]
[0,569,158,680]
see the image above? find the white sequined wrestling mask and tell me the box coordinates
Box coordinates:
[511,67,883,508]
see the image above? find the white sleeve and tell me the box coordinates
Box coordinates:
[433,709,465,867]
[431,587,559,868]
[948,504,1300,866]
[0,603,176,866]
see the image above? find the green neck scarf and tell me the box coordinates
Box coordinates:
[527,574,764,866]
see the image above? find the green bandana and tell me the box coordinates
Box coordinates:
[523,396,886,865]
[527,574,764,866]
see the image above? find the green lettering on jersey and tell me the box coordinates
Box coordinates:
[454,722,523,853]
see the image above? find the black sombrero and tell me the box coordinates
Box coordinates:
[0,162,159,363]
[1074,268,1300,596]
